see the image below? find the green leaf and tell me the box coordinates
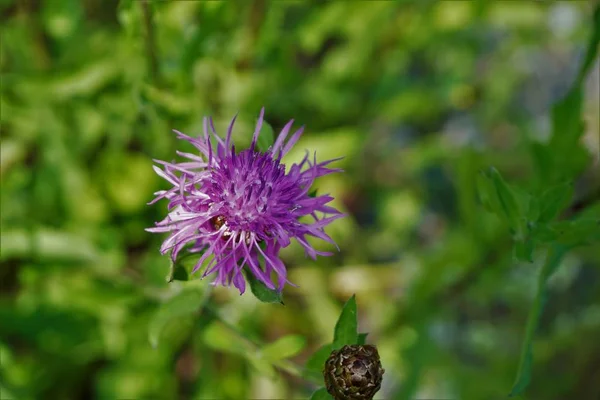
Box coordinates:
[202,321,252,355]
[541,7,599,181]
[488,167,524,235]
[167,260,188,282]
[529,141,553,185]
[478,167,525,238]
[170,263,189,282]
[526,196,541,223]
[530,218,600,247]
[332,294,358,349]
[357,332,369,345]
[256,119,275,153]
[530,223,558,243]
[576,5,600,84]
[247,353,277,379]
[537,182,573,223]
[548,89,587,179]
[243,269,284,304]
[310,387,333,400]
[167,250,207,282]
[551,219,600,247]
[550,88,583,148]
[262,335,306,362]
[476,170,501,213]
[203,321,278,378]
[305,343,333,375]
[148,285,205,348]
[510,246,567,396]
[514,238,535,263]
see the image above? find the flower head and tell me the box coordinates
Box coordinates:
[324,345,385,400]
[147,108,343,294]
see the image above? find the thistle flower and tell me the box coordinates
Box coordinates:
[324,345,385,400]
[147,108,343,294]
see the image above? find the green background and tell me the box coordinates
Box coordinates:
[1,1,599,399]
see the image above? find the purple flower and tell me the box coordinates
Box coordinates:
[147,108,343,294]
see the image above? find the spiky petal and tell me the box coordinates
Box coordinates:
[147,108,343,294]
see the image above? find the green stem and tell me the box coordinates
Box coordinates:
[510,245,568,396]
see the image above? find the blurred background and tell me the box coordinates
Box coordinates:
[1,0,599,399]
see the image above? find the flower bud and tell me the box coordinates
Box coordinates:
[323,344,385,400]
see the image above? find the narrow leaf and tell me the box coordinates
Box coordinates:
[332,294,358,349]
[488,167,524,236]
[510,246,567,396]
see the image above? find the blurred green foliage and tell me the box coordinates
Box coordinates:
[1,1,600,399]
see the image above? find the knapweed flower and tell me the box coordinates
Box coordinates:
[324,345,385,400]
[147,108,343,294]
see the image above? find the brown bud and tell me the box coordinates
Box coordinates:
[323,344,385,400]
